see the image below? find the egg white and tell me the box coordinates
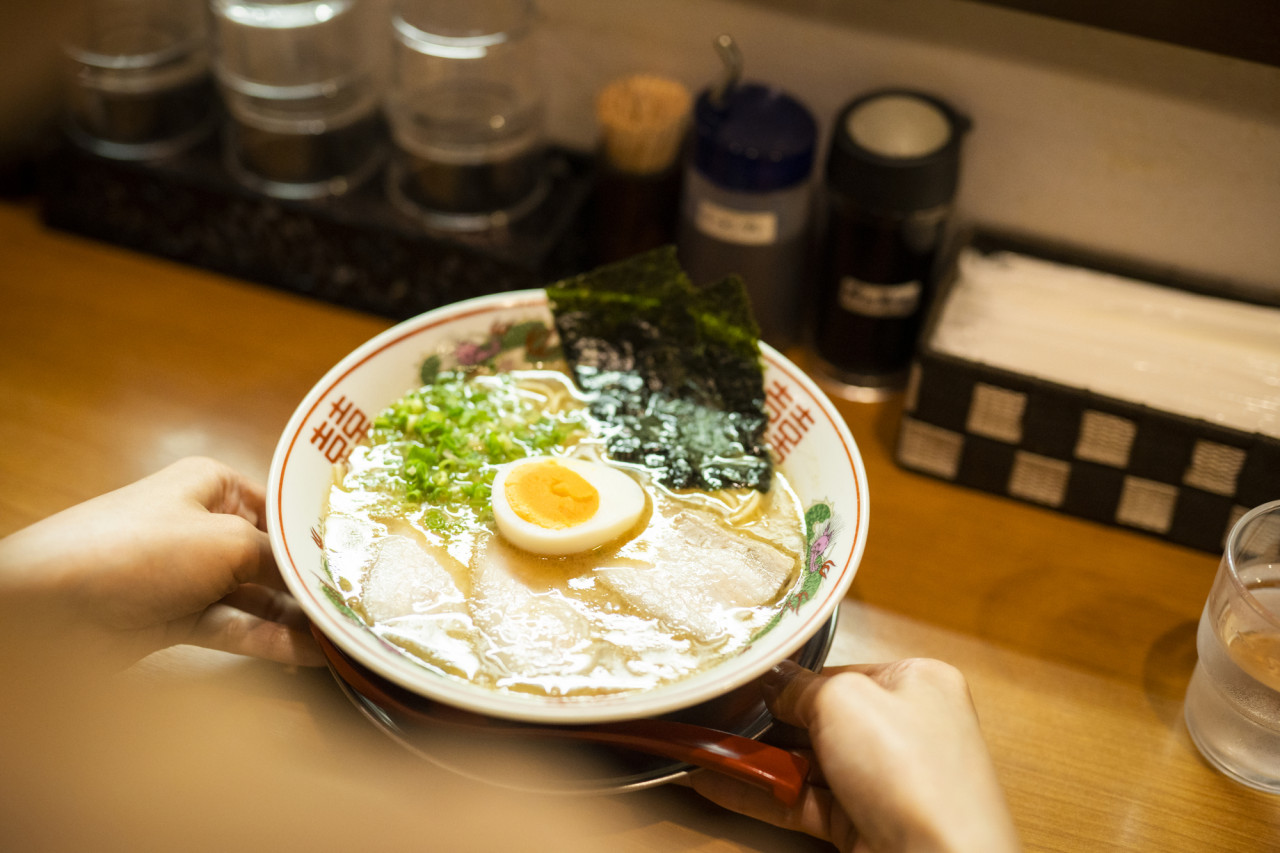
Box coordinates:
[491,456,646,556]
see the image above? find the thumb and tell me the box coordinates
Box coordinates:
[761,660,826,729]
[764,659,908,730]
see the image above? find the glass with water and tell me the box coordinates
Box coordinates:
[1184,499,1280,793]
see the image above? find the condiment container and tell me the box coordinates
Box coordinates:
[590,74,692,264]
[676,37,817,351]
[385,0,546,232]
[211,0,386,199]
[63,0,216,160]
[811,88,969,398]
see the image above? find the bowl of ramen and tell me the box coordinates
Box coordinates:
[268,249,869,726]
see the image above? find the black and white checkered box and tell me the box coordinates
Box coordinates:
[895,234,1280,554]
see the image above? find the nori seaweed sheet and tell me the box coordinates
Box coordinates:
[545,246,772,492]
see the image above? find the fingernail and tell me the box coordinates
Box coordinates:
[761,659,803,705]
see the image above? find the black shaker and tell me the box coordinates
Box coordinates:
[811,89,969,398]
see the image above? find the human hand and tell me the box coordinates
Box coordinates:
[690,658,1020,853]
[0,456,324,668]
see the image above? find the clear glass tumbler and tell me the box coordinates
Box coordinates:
[63,0,217,160]
[211,0,387,199]
[385,0,547,231]
[1184,499,1280,793]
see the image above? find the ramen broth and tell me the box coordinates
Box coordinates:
[323,369,805,698]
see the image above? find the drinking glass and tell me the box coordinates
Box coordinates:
[1184,499,1280,793]
[384,0,547,231]
[63,0,216,160]
[211,0,387,199]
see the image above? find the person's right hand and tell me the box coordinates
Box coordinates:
[0,456,322,669]
[690,657,1021,853]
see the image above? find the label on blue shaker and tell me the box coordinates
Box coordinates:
[694,199,779,246]
[837,277,922,318]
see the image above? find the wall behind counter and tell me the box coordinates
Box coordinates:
[535,0,1280,297]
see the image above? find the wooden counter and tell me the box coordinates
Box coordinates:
[2,200,1277,851]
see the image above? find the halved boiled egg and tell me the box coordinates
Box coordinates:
[491,456,646,556]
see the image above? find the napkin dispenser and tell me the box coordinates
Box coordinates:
[896,231,1280,552]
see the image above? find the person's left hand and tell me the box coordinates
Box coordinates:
[0,456,324,668]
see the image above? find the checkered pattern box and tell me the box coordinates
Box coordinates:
[895,233,1280,553]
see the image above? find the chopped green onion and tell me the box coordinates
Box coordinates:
[369,371,587,526]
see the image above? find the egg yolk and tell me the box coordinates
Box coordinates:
[503,460,600,530]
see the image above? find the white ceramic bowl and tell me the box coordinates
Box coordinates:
[268,291,869,725]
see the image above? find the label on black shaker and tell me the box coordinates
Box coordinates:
[837,277,922,318]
